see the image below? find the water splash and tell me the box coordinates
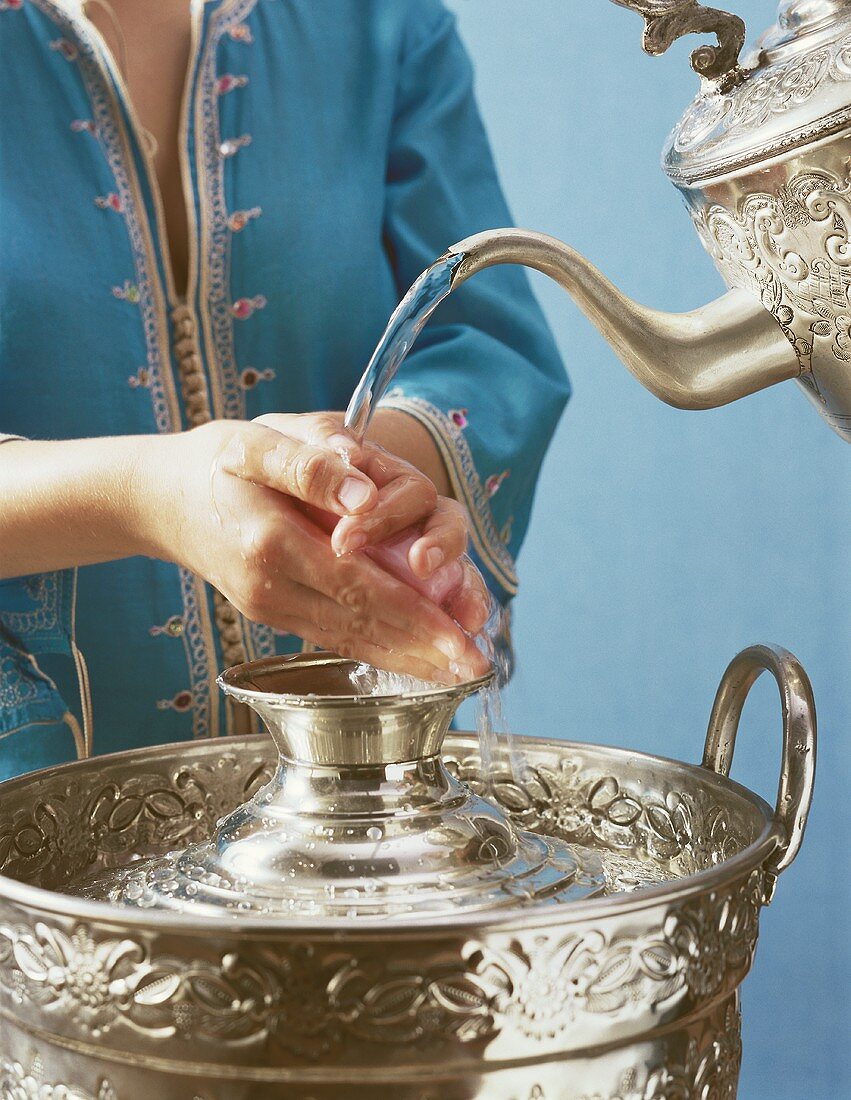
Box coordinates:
[344,252,464,440]
[346,662,435,697]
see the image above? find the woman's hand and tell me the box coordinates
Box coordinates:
[246,413,488,624]
[135,416,490,683]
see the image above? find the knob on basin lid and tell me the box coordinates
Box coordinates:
[75,654,606,920]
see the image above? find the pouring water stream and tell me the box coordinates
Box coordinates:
[343,249,524,787]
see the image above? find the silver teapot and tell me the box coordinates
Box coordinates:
[448,0,851,441]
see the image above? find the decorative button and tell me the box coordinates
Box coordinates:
[218,134,252,159]
[230,295,266,320]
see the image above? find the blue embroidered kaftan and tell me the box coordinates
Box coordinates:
[0,0,569,779]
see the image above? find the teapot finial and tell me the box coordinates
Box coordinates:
[611,0,746,86]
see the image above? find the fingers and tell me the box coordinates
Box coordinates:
[445,556,492,636]
[407,498,469,579]
[274,577,462,673]
[253,411,362,463]
[221,422,377,517]
[269,617,460,686]
[276,501,489,677]
[331,447,438,554]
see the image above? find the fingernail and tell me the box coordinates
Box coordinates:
[435,636,463,660]
[343,531,368,553]
[338,477,371,511]
[329,433,356,457]
[425,547,444,574]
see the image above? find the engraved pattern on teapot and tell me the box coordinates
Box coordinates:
[691,167,851,430]
[673,30,851,154]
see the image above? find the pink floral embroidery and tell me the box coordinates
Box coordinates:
[49,38,78,61]
[228,206,262,233]
[157,690,193,713]
[150,615,184,638]
[0,1,24,11]
[95,192,123,213]
[128,368,150,388]
[239,367,275,390]
[449,408,468,429]
[216,73,248,96]
[228,23,253,44]
[218,134,252,159]
[112,280,139,303]
[70,118,96,134]
[230,295,266,320]
[485,469,510,497]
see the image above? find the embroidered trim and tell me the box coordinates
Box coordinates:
[378,394,519,596]
[215,73,248,96]
[196,0,260,424]
[218,133,251,158]
[196,0,269,670]
[239,366,274,389]
[227,21,252,44]
[248,622,277,661]
[0,572,62,638]
[230,293,265,320]
[149,615,184,638]
[35,0,218,739]
[178,564,215,738]
[0,651,45,712]
[157,689,194,713]
[112,279,139,301]
[228,206,261,233]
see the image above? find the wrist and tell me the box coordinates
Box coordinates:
[369,408,452,498]
[121,433,181,560]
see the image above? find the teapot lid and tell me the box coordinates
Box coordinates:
[661,1,851,185]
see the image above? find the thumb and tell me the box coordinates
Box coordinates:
[219,423,378,516]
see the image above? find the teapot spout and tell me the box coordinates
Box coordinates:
[448,229,800,410]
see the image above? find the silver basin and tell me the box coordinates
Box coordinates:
[0,644,816,1098]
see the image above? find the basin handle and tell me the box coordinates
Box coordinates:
[701,644,816,902]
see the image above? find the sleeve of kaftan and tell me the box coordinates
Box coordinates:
[379,0,570,605]
[0,434,83,751]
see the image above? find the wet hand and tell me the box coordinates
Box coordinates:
[140,418,489,683]
[244,413,491,636]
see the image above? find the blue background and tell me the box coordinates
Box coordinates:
[449,3,850,1097]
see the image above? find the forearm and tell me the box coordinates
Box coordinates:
[368,409,452,499]
[0,435,163,579]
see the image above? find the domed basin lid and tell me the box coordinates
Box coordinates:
[663,1,851,185]
[73,654,607,920]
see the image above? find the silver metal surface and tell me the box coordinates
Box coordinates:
[702,643,817,899]
[0,645,816,1096]
[448,228,800,410]
[611,0,746,85]
[71,654,606,919]
[665,0,851,183]
[432,2,851,441]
